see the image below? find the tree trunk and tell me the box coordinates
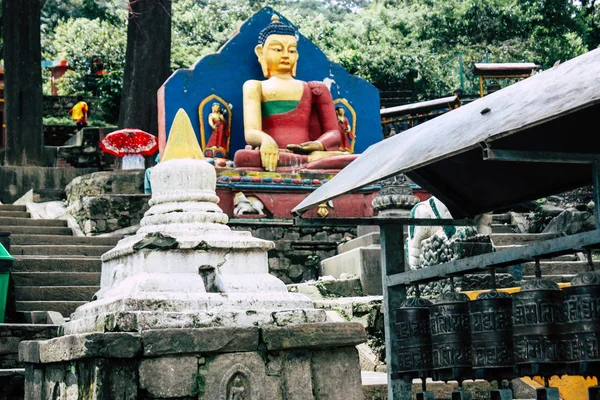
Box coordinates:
[118,0,172,139]
[2,0,44,166]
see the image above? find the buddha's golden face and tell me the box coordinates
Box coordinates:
[256,34,298,77]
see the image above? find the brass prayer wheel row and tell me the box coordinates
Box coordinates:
[393,270,600,382]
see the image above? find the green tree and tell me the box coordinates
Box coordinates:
[41,17,127,122]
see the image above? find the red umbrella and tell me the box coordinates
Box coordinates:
[100,128,158,157]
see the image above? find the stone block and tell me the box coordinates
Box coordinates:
[200,352,270,400]
[262,322,366,350]
[142,327,259,356]
[139,356,199,398]
[321,246,382,295]
[19,340,40,363]
[283,231,300,240]
[338,232,380,254]
[311,347,363,400]
[357,225,379,236]
[313,231,329,241]
[316,277,363,298]
[283,351,314,400]
[37,333,141,363]
[0,336,22,355]
[104,361,138,400]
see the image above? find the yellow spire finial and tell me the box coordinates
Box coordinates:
[161,109,205,161]
[271,14,280,23]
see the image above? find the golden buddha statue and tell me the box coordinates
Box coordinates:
[233,14,356,172]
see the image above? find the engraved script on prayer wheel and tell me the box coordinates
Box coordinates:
[394,297,433,379]
[469,290,516,381]
[561,270,600,376]
[430,292,473,382]
[512,279,566,377]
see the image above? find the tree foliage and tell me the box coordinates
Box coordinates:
[38,0,598,112]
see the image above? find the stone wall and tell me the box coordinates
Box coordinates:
[66,171,147,235]
[20,324,365,400]
[231,224,357,284]
[0,166,98,204]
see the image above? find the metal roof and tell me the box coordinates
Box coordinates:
[473,62,539,76]
[380,95,459,117]
[293,48,600,217]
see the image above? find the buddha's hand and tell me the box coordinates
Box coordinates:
[260,138,279,171]
[287,141,325,154]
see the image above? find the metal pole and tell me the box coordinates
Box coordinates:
[593,162,600,230]
[380,224,411,400]
[479,76,484,97]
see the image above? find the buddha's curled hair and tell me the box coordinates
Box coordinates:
[258,14,297,45]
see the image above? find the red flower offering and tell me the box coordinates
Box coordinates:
[100,129,158,157]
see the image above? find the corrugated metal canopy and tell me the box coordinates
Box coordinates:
[380,95,459,117]
[293,48,600,217]
[473,62,539,75]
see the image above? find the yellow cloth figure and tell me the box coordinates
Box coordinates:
[69,95,88,130]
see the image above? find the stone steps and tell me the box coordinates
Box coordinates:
[0,323,61,398]
[361,373,536,399]
[490,232,562,246]
[523,274,576,283]
[1,209,108,318]
[0,217,67,227]
[12,256,102,272]
[493,244,581,260]
[492,213,512,223]
[517,260,599,276]
[338,232,380,254]
[321,246,382,295]
[0,225,73,235]
[10,234,119,246]
[15,286,99,301]
[0,368,24,399]
[0,324,61,367]
[0,211,30,218]
[0,205,27,212]
[15,301,87,317]
[11,272,101,286]
[491,223,517,233]
[10,245,112,257]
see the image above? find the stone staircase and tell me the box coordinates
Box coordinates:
[320,213,591,292]
[0,204,119,319]
[0,322,62,399]
[490,212,594,283]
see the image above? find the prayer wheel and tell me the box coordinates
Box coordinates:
[561,270,600,376]
[512,279,566,377]
[430,292,473,382]
[470,290,516,381]
[394,297,433,379]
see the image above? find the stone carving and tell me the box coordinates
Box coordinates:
[407,196,494,270]
[399,297,433,308]
[227,373,250,400]
[407,196,454,269]
[371,174,420,215]
[233,192,265,215]
[571,270,600,286]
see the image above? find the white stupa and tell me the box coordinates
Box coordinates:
[65,109,324,334]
